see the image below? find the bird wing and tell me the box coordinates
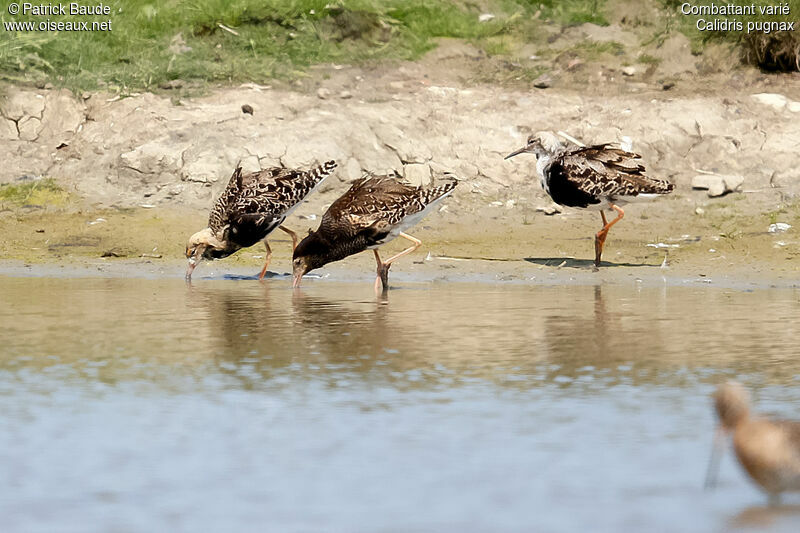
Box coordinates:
[319,176,412,238]
[208,166,244,234]
[208,161,336,236]
[556,144,674,198]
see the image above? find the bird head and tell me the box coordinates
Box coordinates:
[291,231,328,288]
[705,381,752,490]
[505,131,563,160]
[185,228,226,279]
[713,381,751,431]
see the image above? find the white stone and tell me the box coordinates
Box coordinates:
[751,93,788,110]
[768,222,791,233]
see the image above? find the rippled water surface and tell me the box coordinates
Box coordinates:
[2,276,800,532]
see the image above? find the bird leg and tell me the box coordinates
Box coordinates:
[258,240,273,281]
[372,232,422,292]
[594,204,625,267]
[278,225,299,252]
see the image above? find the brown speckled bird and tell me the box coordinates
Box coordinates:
[706,381,800,505]
[185,161,337,280]
[292,174,458,291]
[505,131,674,267]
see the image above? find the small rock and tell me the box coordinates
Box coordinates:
[241,104,254,115]
[695,207,705,215]
[788,101,800,113]
[768,222,791,233]
[159,79,184,90]
[751,93,788,110]
[533,74,552,89]
[338,90,353,99]
[691,174,744,197]
[662,81,675,91]
[478,13,495,22]
[317,88,331,99]
[536,204,563,215]
[622,66,636,76]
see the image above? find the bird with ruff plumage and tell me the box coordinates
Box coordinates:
[505,131,674,267]
[185,160,337,280]
[292,173,458,292]
[706,381,800,505]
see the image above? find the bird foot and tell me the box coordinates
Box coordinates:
[375,263,391,293]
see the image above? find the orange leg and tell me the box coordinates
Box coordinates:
[372,232,422,293]
[278,225,299,252]
[258,240,273,280]
[594,204,624,267]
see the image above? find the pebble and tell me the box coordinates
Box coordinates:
[533,74,552,89]
[768,222,791,233]
[317,88,331,99]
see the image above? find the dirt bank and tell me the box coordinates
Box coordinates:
[1,38,799,282]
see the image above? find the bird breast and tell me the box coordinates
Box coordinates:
[536,155,552,194]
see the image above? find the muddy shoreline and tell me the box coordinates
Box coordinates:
[1,40,799,286]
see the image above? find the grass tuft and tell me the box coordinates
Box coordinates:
[0,179,70,207]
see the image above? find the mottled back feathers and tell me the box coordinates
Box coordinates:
[547,144,673,206]
[320,175,457,241]
[208,161,337,247]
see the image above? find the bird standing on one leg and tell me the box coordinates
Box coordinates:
[291,174,458,292]
[505,131,673,267]
[706,381,800,505]
[185,160,337,280]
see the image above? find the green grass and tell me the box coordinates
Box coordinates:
[0,178,70,207]
[0,0,608,92]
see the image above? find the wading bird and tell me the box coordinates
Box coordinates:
[505,131,673,267]
[706,381,800,505]
[185,161,337,280]
[292,174,457,292]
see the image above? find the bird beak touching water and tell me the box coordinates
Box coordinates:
[504,146,530,160]
[185,257,198,281]
[292,261,309,289]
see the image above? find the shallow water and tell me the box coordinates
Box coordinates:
[2,276,800,532]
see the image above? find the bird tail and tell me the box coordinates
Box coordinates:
[307,160,338,183]
[422,176,458,204]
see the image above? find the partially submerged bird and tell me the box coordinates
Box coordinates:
[185,161,337,280]
[292,174,458,291]
[706,381,800,505]
[505,131,674,267]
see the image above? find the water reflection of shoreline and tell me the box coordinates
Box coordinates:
[2,279,800,390]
